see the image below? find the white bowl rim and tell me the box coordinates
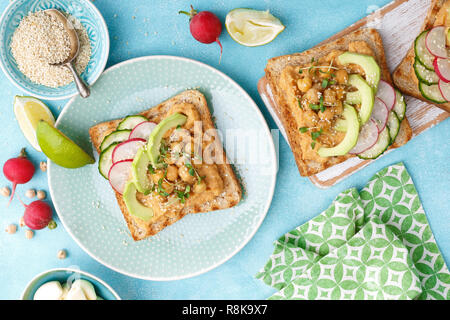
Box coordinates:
[48,55,278,281]
[21,267,121,300]
[0,0,110,101]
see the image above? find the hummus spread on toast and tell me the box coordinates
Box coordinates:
[278,41,376,163]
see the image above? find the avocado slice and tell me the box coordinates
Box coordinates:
[318,104,359,158]
[122,180,153,221]
[347,74,374,125]
[338,52,381,92]
[147,113,187,168]
[132,147,151,194]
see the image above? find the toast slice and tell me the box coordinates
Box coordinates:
[89,90,242,241]
[393,0,450,113]
[265,28,412,177]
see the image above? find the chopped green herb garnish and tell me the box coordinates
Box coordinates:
[299,69,303,74]
[319,96,325,113]
[185,163,195,176]
[298,98,303,110]
[176,185,191,203]
[329,80,336,85]
[321,79,329,89]
[176,124,182,130]
[311,57,315,63]
[311,129,323,141]
[148,165,155,174]
[197,175,206,184]
[299,127,309,133]
[157,178,169,197]
[311,142,316,149]
[309,103,320,110]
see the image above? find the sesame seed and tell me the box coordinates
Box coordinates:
[10,11,91,88]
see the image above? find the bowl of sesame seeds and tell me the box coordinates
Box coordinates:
[0,0,109,100]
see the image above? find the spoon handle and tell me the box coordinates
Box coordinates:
[66,62,90,98]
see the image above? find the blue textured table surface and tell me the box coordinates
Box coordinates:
[0,0,449,300]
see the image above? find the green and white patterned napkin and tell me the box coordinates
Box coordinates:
[256,163,450,300]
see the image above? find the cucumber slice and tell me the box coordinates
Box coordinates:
[419,81,447,104]
[117,115,148,130]
[100,130,131,151]
[413,58,439,85]
[387,111,400,145]
[99,142,119,179]
[357,126,390,160]
[393,90,406,121]
[414,31,435,71]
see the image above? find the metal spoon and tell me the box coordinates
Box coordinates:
[44,9,90,98]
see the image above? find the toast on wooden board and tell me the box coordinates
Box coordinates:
[89,90,242,241]
[393,0,450,113]
[265,28,412,177]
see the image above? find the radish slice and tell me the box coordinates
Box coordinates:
[349,119,379,155]
[434,57,450,83]
[438,79,450,101]
[370,97,389,132]
[129,121,157,140]
[112,138,146,164]
[426,26,448,58]
[375,80,396,111]
[108,160,133,194]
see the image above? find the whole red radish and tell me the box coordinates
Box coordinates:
[3,148,35,205]
[23,200,53,230]
[179,5,223,60]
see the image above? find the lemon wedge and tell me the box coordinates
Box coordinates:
[225,8,285,47]
[36,121,94,169]
[13,96,55,151]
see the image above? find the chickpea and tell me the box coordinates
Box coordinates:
[319,107,334,121]
[332,102,344,115]
[57,249,67,260]
[303,109,319,127]
[296,76,312,93]
[0,186,10,197]
[37,190,46,200]
[5,224,17,234]
[193,180,207,193]
[304,88,320,104]
[335,69,348,84]
[25,229,34,239]
[40,161,47,172]
[319,67,332,79]
[323,89,337,105]
[178,165,196,184]
[151,170,165,184]
[166,165,178,182]
[25,189,36,199]
[161,181,174,194]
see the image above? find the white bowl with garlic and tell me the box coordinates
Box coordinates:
[21,268,120,300]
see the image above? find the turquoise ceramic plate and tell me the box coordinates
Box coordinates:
[0,0,109,100]
[48,56,277,280]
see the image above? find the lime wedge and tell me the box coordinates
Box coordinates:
[36,121,95,169]
[225,8,285,47]
[13,96,56,151]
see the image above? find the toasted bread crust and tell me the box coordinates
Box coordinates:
[265,28,412,177]
[89,90,242,241]
[393,0,450,112]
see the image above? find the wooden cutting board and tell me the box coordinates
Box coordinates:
[257,0,449,189]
